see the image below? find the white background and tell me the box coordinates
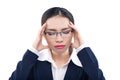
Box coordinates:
[0,0,120,80]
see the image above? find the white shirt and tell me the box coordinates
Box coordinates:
[29,44,87,80]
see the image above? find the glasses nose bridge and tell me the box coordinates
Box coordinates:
[55,32,63,42]
[56,32,62,37]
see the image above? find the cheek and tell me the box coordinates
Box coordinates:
[45,38,54,46]
[66,36,73,45]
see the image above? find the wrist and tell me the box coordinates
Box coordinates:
[76,43,88,53]
[29,46,39,56]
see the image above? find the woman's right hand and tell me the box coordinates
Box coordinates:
[32,23,48,51]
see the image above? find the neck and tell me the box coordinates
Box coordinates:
[51,49,70,68]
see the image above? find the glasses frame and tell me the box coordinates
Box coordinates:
[44,28,74,38]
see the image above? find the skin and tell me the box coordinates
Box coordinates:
[33,15,84,68]
[45,16,73,54]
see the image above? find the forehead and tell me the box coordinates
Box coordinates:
[46,16,70,30]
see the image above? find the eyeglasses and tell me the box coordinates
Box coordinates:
[44,28,73,38]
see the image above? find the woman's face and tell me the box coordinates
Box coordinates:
[44,15,73,54]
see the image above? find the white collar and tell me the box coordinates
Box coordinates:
[37,48,82,67]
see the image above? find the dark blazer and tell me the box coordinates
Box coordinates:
[9,47,105,80]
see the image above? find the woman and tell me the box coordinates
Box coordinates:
[9,7,105,80]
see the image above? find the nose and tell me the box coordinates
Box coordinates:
[55,33,63,43]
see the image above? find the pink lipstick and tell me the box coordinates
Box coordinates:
[55,45,65,49]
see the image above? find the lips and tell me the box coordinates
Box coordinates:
[55,45,65,49]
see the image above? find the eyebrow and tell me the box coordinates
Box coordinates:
[46,28,70,31]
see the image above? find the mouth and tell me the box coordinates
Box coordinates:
[55,45,65,49]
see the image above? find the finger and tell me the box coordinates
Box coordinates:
[69,22,79,36]
[35,23,47,44]
[69,22,84,45]
[39,23,47,36]
[69,22,79,35]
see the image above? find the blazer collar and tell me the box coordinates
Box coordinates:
[37,48,82,67]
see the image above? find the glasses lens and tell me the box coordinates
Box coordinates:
[61,29,72,37]
[45,32,56,38]
[45,28,72,38]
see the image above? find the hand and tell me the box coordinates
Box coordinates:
[32,23,48,51]
[69,22,85,49]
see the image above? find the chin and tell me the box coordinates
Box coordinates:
[52,48,69,54]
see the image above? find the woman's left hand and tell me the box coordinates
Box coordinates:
[69,22,85,49]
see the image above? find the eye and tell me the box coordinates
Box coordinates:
[46,32,56,36]
[62,30,71,34]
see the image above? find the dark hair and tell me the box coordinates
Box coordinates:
[41,7,74,25]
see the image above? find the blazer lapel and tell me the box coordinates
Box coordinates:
[64,61,84,80]
[34,61,53,80]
